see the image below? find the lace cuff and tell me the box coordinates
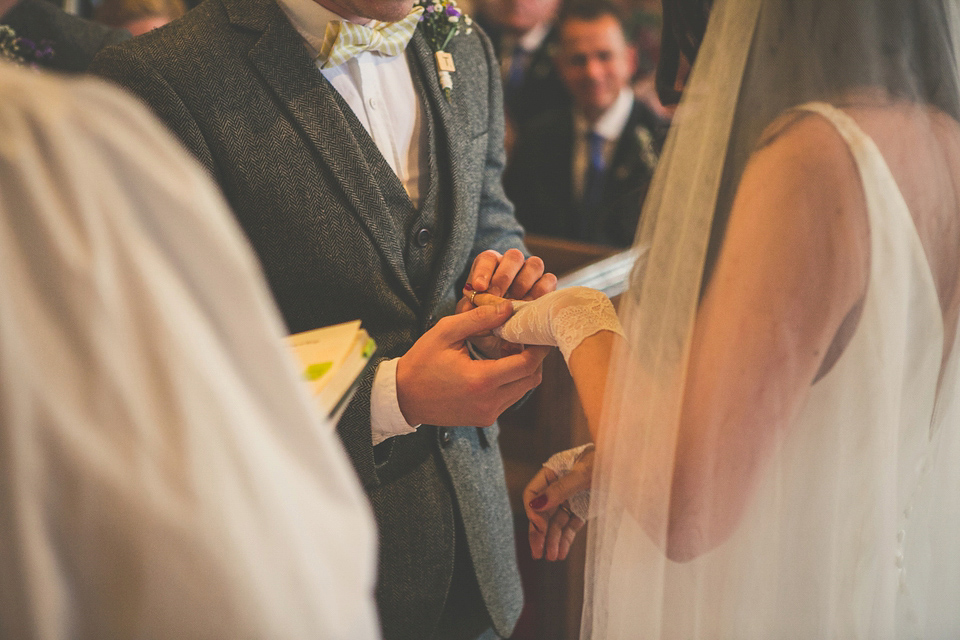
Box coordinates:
[493,287,624,362]
[542,443,594,520]
[552,294,624,361]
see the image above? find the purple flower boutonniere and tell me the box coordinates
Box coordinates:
[1,25,55,68]
[417,0,473,102]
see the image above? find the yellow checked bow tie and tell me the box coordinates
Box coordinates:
[317,6,424,69]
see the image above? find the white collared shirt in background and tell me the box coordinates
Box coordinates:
[572,86,634,199]
[276,0,424,443]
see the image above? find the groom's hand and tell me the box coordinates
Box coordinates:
[465,248,557,300]
[396,303,544,427]
[460,248,557,358]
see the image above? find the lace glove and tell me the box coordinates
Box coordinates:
[493,286,624,362]
[543,443,594,520]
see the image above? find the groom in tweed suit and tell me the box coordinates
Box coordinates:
[91,0,556,637]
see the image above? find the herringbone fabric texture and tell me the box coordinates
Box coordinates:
[317,6,423,68]
[90,1,525,637]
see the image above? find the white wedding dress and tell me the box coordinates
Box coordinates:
[591,102,960,639]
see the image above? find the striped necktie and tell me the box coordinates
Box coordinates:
[317,6,424,69]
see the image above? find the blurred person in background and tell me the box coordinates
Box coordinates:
[621,0,671,118]
[475,0,569,147]
[504,0,666,247]
[94,0,184,36]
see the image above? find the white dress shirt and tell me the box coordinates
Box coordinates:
[572,87,634,199]
[276,0,423,443]
[0,61,380,639]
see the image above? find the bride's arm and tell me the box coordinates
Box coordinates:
[479,114,868,560]
[516,114,868,561]
[566,331,621,441]
[659,113,870,559]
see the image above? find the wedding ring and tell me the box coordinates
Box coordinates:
[469,290,478,304]
[559,503,575,519]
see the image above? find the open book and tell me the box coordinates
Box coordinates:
[287,320,377,425]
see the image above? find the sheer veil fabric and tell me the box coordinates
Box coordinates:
[582,0,960,637]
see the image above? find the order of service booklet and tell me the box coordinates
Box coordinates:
[287,320,377,425]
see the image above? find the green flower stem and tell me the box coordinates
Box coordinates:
[440,28,457,51]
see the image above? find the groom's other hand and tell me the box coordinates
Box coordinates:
[460,248,557,358]
[466,248,557,301]
[396,303,544,427]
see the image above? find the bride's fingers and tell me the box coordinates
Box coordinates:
[536,471,592,514]
[557,516,585,561]
[545,508,571,561]
[526,512,551,540]
[524,468,558,528]
[470,291,508,307]
[529,521,546,560]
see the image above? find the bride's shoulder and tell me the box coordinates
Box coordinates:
[753,107,853,168]
[741,107,860,210]
[732,104,869,280]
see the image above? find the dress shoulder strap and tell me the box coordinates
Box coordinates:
[788,101,909,235]
[790,101,869,149]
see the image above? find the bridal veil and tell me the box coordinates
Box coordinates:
[582,0,960,637]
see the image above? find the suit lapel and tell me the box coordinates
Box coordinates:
[608,104,657,202]
[557,112,580,230]
[231,0,415,301]
[558,112,576,199]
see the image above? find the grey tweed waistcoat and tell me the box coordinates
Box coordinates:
[343,64,449,309]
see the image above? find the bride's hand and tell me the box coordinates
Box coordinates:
[524,447,595,561]
[470,287,623,362]
[455,292,523,358]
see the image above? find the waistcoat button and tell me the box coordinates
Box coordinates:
[416,227,432,247]
[439,427,453,446]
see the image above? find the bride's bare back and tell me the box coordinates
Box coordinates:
[853,103,960,361]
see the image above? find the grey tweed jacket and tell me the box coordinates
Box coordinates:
[91,1,525,637]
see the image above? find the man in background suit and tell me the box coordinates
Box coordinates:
[1,0,127,72]
[90,0,555,638]
[505,0,666,247]
[474,0,569,137]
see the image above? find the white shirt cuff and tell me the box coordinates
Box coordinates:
[371,358,419,446]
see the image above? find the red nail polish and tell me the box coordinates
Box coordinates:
[464,283,474,291]
[529,495,548,510]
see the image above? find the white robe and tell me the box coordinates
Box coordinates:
[0,62,380,640]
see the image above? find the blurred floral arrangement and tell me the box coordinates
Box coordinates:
[417,0,472,100]
[0,25,54,67]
